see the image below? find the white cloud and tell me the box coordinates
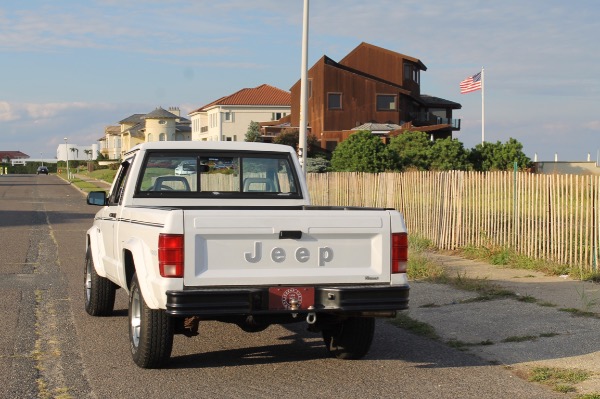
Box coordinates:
[583,121,600,131]
[0,101,19,121]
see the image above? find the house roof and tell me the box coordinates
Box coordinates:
[352,123,403,132]
[122,122,145,139]
[419,94,462,109]
[118,114,144,125]
[190,84,291,114]
[339,42,427,71]
[104,125,120,135]
[0,151,29,160]
[143,107,180,120]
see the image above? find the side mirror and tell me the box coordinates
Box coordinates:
[87,191,107,206]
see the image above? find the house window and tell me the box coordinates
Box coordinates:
[404,63,420,85]
[224,112,232,122]
[272,112,283,121]
[328,93,342,110]
[377,95,397,111]
[308,79,313,98]
[159,133,166,141]
[158,120,166,125]
[147,133,153,142]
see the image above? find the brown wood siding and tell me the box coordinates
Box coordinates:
[321,63,402,132]
[339,45,405,87]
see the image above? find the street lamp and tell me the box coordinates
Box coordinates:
[40,152,43,167]
[298,0,309,175]
[64,137,70,180]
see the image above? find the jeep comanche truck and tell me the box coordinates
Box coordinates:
[85,141,409,368]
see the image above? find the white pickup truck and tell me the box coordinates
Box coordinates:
[85,141,409,368]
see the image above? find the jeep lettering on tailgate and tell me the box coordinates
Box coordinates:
[244,241,334,266]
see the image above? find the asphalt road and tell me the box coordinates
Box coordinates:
[0,174,563,399]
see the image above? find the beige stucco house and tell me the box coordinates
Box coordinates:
[189,84,291,142]
[100,107,191,159]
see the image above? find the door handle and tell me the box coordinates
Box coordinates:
[109,213,117,218]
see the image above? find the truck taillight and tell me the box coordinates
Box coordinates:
[391,232,408,274]
[159,234,184,278]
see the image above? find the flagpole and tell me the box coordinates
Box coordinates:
[481,67,485,145]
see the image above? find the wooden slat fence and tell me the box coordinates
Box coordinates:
[308,171,600,272]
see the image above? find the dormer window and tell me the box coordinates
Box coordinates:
[403,63,420,85]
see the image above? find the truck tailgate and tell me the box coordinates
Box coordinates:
[183,209,393,287]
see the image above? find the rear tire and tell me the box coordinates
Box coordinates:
[84,250,116,316]
[322,317,375,360]
[129,274,173,368]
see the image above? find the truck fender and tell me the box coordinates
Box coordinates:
[86,226,109,278]
[122,237,161,309]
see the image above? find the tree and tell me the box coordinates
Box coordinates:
[330,130,398,172]
[305,157,330,173]
[388,131,432,171]
[469,138,531,171]
[84,149,92,160]
[430,138,471,171]
[245,121,262,142]
[70,147,79,159]
[272,128,320,157]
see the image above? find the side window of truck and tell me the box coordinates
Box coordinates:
[108,159,132,205]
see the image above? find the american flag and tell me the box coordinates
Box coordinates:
[460,72,482,94]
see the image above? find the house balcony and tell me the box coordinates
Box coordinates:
[409,112,461,130]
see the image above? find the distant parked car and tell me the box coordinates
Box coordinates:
[37,166,49,175]
[174,160,196,175]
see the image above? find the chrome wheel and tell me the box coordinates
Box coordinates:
[130,285,142,349]
[84,258,92,303]
[128,274,173,368]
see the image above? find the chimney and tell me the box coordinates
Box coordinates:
[168,107,180,117]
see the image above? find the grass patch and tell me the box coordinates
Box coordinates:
[575,394,600,399]
[407,236,446,281]
[502,332,559,343]
[516,295,537,303]
[559,308,598,318]
[448,273,516,302]
[502,335,538,343]
[447,339,494,350]
[408,235,435,252]
[391,312,439,341]
[87,168,117,183]
[407,252,446,281]
[538,301,557,307]
[539,332,560,338]
[456,245,572,277]
[529,366,591,393]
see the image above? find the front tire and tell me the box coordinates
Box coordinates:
[322,317,375,360]
[129,274,173,368]
[84,250,116,316]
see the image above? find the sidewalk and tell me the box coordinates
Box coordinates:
[409,252,600,394]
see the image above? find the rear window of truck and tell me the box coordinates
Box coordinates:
[134,151,302,199]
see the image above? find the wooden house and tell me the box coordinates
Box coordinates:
[289,42,461,151]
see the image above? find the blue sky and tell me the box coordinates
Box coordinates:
[1,0,599,162]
